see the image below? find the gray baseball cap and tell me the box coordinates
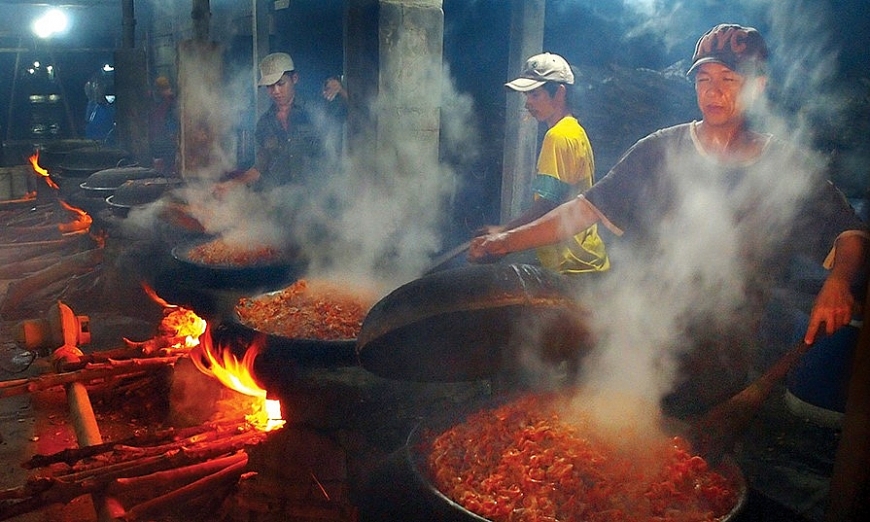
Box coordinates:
[505,52,574,92]
[258,52,295,86]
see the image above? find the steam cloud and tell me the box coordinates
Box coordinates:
[119,2,861,436]
[122,28,478,296]
[542,0,858,436]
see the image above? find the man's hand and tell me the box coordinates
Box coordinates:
[322,77,346,102]
[474,224,506,237]
[805,276,855,344]
[468,233,509,263]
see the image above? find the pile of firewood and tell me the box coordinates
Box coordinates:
[0,342,268,522]
[0,199,103,321]
[0,417,266,521]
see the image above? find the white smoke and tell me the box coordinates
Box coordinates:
[539,0,854,434]
[121,26,478,294]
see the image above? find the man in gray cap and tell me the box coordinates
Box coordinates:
[470,25,869,419]
[476,52,609,276]
[221,52,322,193]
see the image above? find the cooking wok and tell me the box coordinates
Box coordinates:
[356,263,593,382]
[106,177,185,217]
[224,287,359,370]
[79,166,160,192]
[55,147,133,178]
[405,392,748,522]
[171,239,308,290]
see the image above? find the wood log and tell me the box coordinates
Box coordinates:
[66,423,258,474]
[0,251,67,279]
[0,247,103,316]
[0,237,84,266]
[106,451,247,496]
[58,427,264,480]
[0,356,180,400]
[24,418,250,469]
[119,456,248,521]
[0,430,266,520]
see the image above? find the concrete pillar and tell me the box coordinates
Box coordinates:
[346,0,444,180]
[114,48,150,163]
[177,1,227,178]
[501,0,545,222]
[114,1,150,164]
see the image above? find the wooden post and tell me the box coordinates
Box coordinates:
[826,281,870,521]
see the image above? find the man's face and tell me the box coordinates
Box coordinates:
[694,62,752,126]
[266,72,298,107]
[524,86,559,123]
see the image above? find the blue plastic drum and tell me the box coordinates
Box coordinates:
[785,315,861,427]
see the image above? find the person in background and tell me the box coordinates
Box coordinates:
[218,52,323,194]
[321,75,348,108]
[469,24,869,418]
[319,75,348,160]
[84,73,116,144]
[477,52,609,276]
[148,76,179,174]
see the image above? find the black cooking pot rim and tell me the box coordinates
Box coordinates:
[405,392,749,522]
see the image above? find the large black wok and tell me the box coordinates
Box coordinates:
[405,392,748,522]
[54,147,133,178]
[224,287,359,370]
[171,238,308,290]
[79,166,160,192]
[356,263,593,382]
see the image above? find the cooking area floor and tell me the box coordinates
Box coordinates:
[0,195,847,521]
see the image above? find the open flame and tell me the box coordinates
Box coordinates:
[28,151,99,241]
[28,151,59,190]
[57,199,93,234]
[190,324,285,432]
[139,282,207,352]
[139,283,283,432]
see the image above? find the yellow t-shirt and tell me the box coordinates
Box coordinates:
[534,116,609,274]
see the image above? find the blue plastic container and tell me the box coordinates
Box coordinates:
[785,314,860,426]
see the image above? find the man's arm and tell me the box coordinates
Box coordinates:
[805,233,870,344]
[468,196,601,261]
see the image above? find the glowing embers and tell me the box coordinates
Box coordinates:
[135,283,208,354]
[190,324,285,432]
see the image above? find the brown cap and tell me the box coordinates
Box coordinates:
[687,24,769,76]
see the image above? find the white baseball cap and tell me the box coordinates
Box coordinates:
[505,52,574,92]
[258,52,295,86]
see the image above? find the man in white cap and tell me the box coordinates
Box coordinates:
[477,52,609,276]
[221,52,322,193]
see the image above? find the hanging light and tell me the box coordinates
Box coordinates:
[31,9,69,39]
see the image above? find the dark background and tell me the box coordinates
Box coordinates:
[1,0,868,227]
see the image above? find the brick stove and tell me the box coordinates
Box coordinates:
[0,171,490,521]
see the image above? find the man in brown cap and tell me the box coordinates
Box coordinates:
[469,24,869,418]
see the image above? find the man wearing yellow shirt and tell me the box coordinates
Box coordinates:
[481,52,609,275]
